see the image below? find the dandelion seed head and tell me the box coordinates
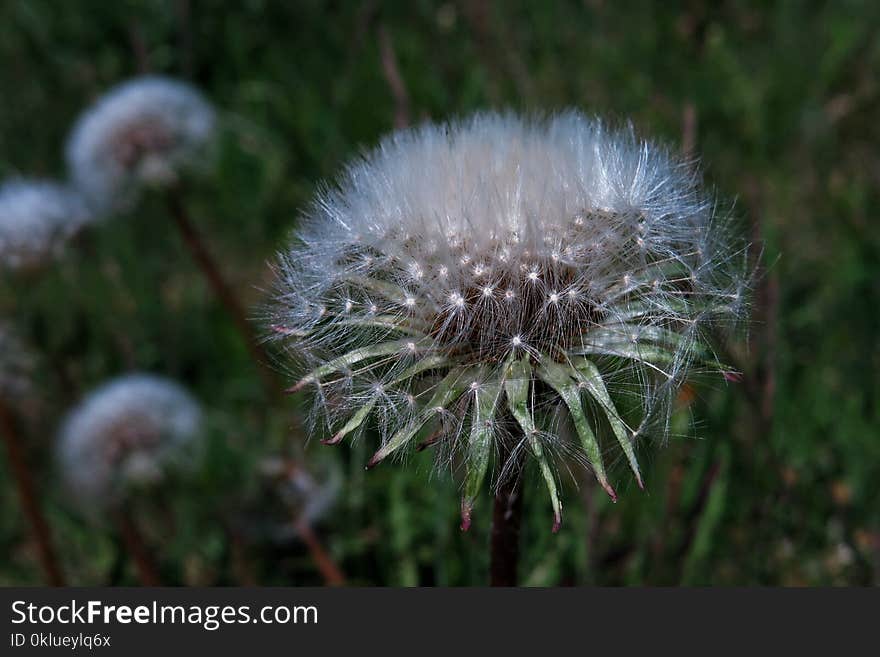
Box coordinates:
[66,76,216,211]
[57,374,202,511]
[0,179,92,272]
[270,111,750,528]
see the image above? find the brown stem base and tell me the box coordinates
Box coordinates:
[295,518,346,586]
[115,512,162,586]
[0,398,65,586]
[490,443,525,586]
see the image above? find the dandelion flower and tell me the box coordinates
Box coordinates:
[66,76,216,211]
[57,374,202,511]
[0,179,92,272]
[269,111,749,530]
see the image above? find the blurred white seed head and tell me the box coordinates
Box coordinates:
[57,374,202,512]
[0,179,92,272]
[0,322,35,400]
[260,457,342,534]
[66,76,216,211]
[269,111,750,529]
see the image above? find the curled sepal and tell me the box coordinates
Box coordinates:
[335,315,429,336]
[503,358,563,531]
[328,355,450,445]
[571,356,643,489]
[535,356,617,503]
[460,380,502,531]
[288,338,426,393]
[367,367,473,468]
[324,397,377,445]
[344,275,436,313]
[569,342,677,378]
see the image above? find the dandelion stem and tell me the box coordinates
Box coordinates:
[0,397,65,586]
[165,190,279,398]
[294,517,347,587]
[115,511,162,586]
[490,434,525,586]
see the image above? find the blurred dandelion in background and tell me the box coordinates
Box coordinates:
[58,373,203,510]
[57,374,203,585]
[64,75,274,395]
[269,111,749,583]
[0,179,92,272]
[65,76,216,212]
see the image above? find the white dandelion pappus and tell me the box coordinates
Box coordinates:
[269,111,749,531]
[66,76,216,211]
[57,374,202,512]
[0,179,92,272]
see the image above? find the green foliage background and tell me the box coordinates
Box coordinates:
[1,0,878,586]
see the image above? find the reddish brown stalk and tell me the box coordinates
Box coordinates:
[294,518,346,586]
[165,191,279,398]
[490,436,525,586]
[0,398,65,586]
[377,24,411,130]
[275,459,346,586]
[681,101,697,159]
[115,511,162,586]
[228,527,258,586]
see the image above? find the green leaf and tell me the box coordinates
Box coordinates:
[288,338,428,392]
[571,356,643,489]
[328,354,450,444]
[535,357,617,502]
[460,379,502,531]
[344,275,426,308]
[568,341,678,378]
[504,358,564,530]
[334,315,429,336]
[367,366,473,467]
[325,396,378,445]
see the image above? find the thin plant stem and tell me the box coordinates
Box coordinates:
[165,189,279,398]
[0,397,65,586]
[490,436,525,586]
[115,510,162,586]
[294,517,346,586]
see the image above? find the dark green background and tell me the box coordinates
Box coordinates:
[1,0,878,585]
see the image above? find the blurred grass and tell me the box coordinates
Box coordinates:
[1,0,878,585]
